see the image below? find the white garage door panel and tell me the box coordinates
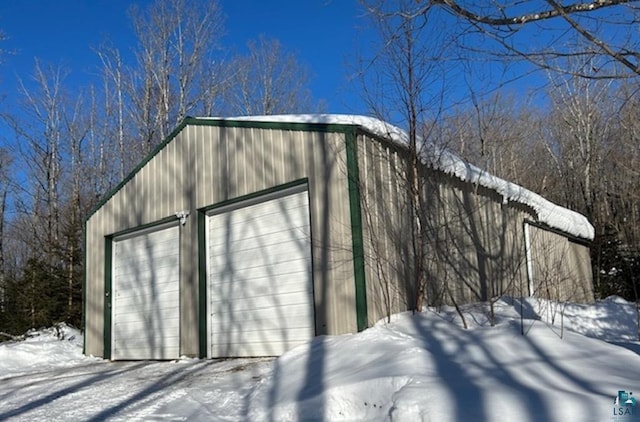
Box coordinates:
[115,239,176,256]
[209,303,313,327]
[113,335,180,358]
[208,197,309,228]
[210,244,309,264]
[115,237,176,259]
[212,327,315,345]
[207,188,314,357]
[114,298,179,313]
[208,273,312,295]
[114,316,180,329]
[208,225,311,250]
[208,259,311,284]
[113,260,179,277]
[117,286,178,306]
[112,224,180,360]
[209,290,313,313]
[213,341,307,356]
[208,273,312,294]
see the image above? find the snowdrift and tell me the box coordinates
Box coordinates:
[1,297,639,422]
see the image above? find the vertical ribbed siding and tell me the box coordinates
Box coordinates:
[527,224,593,303]
[356,131,535,315]
[85,123,357,357]
[357,133,414,326]
[84,229,105,357]
[180,126,198,356]
[427,174,529,304]
[568,240,594,301]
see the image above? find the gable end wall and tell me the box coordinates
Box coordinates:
[85,122,359,357]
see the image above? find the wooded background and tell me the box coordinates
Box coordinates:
[1,0,638,335]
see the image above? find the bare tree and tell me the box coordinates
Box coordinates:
[125,0,225,153]
[61,91,91,322]
[598,82,640,335]
[0,149,12,314]
[1,60,93,329]
[96,45,131,180]
[9,60,66,263]
[1,61,66,328]
[226,35,316,115]
[358,0,460,311]
[544,71,614,221]
[411,0,640,79]
[441,92,546,188]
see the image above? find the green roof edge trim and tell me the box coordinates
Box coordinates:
[346,129,368,332]
[187,117,359,134]
[85,118,191,220]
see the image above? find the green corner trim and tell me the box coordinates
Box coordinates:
[103,236,113,360]
[197,210,208,358]
[346,130,368,332]
[82,221,87,356]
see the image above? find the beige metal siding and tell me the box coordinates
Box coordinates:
[429,176,530,304]
[356,132,574,319]
[526,224,593,303]
[357,134,414,326]
[84,229,104,354]
[85,124,356,357]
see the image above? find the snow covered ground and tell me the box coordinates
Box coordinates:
[1,296,639,421]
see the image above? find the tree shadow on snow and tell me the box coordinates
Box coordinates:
[0,360,215,421]
[410,315,550,421]
[608,341,640,356]
[412,309,618,421]
[0,362,149,420]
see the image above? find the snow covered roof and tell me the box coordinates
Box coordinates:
[203,114,595,240]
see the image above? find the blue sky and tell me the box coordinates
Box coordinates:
[0,0,370,115]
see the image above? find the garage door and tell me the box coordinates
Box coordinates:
[207,186,314,357]
[112,224,180,360]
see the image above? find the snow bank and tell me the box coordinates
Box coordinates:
[0,297,638,421]
[205,114,595,240]
[0,324,96,377]
[247,296,639,421]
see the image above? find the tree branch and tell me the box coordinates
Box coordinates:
[432,0,638,26]
[546,0,640,74]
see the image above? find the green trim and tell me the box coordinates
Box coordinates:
[103,216,181,360]
[345,130,368,331]
[109,215,179,240]
[85,118,192,221]
[200,178,309,214]
[188,117,357,134]
[197,210,208,358]
[103,236,113,360]
[82,221,87,355]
